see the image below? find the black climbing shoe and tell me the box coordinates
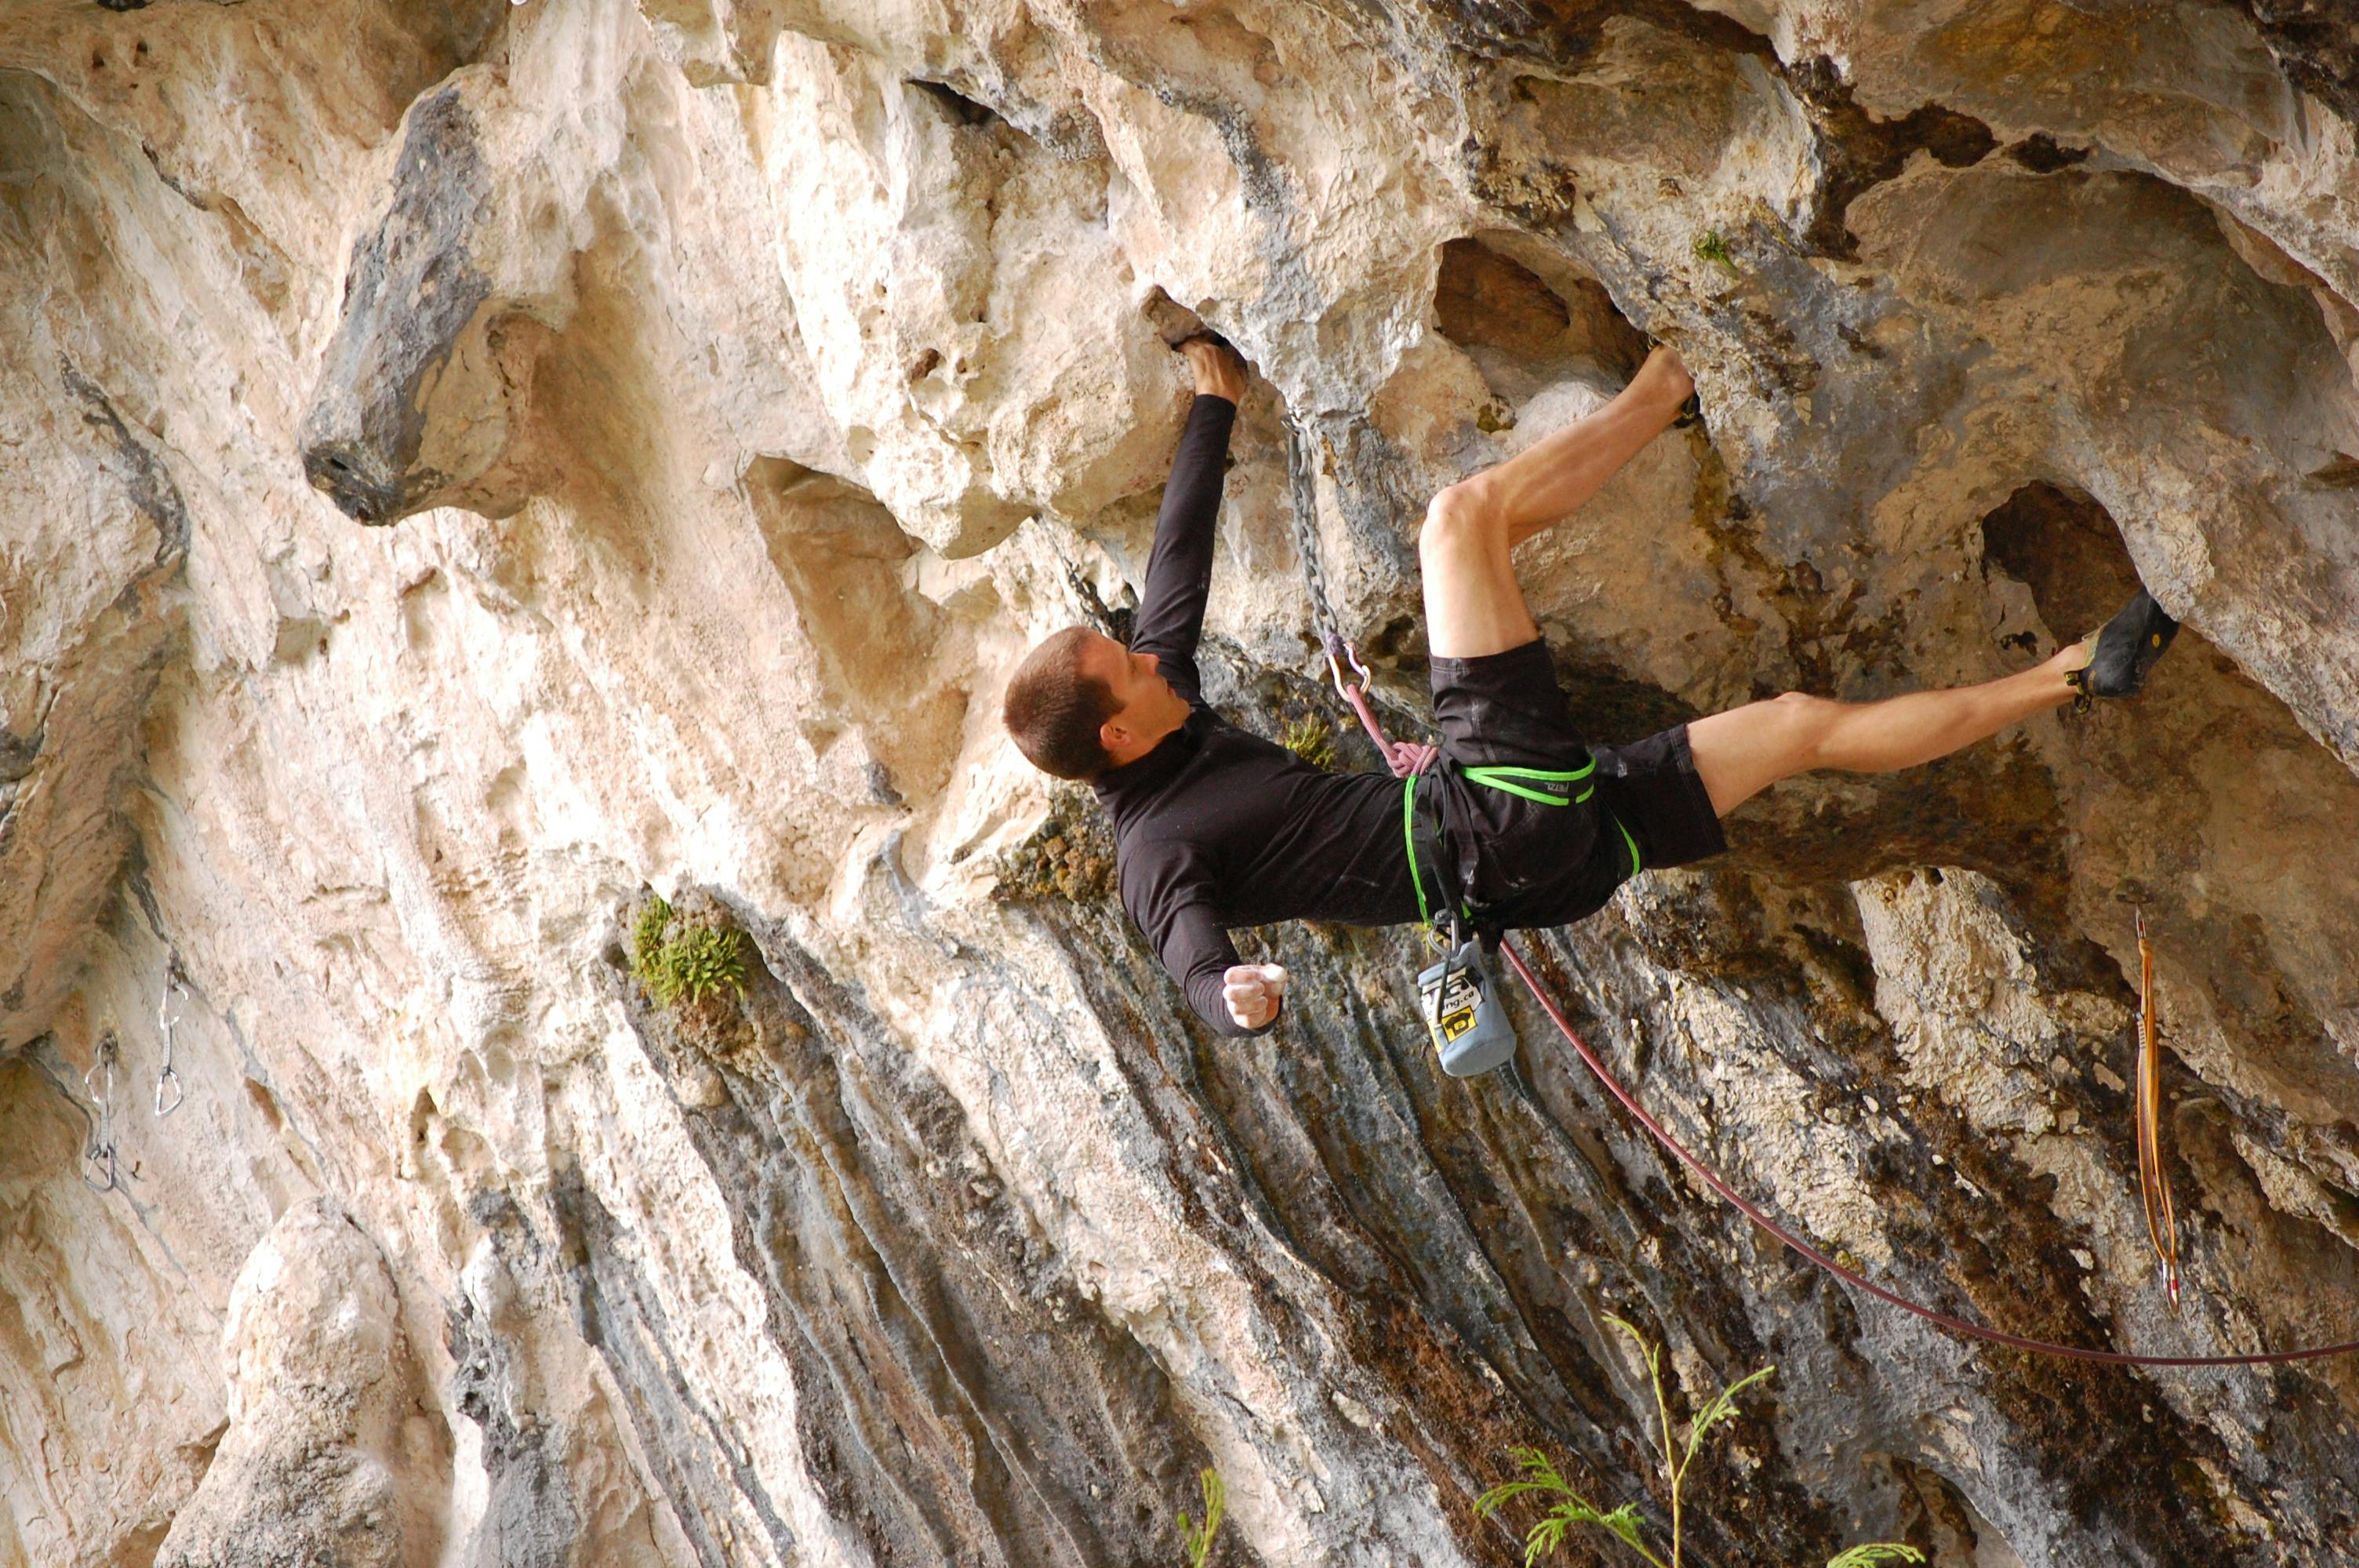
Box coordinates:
[2066,589,2179,713]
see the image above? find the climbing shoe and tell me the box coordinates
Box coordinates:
[2065,589,2179,713]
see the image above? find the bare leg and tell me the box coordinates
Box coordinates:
[1421,348,1694,659]
[1688,641,2092,815]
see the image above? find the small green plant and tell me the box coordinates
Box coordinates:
[631,895,749,1007]
[1477,1315,1921,1568]
[1279,716,1336,770]
[1692,229,1739,275]
[661,925,748,1005]
[1480,1447,1650,1566]
[633,895,675,970]
[1176,1467,1225,1568]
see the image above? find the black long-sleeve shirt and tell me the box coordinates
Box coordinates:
[1092,395,1423,1036]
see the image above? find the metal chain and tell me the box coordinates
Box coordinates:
[1297,417,1445,781]
[1284,420,1340,643]
[82,1030,119,1192]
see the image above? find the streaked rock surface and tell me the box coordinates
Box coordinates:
[2,2,2355,1563]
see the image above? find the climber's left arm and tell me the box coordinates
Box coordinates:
[1126,343,1246,706]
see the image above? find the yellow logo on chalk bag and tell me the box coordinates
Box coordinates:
[1423,964,1481,1044]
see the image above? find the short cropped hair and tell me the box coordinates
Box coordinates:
[1003,626,1121,779]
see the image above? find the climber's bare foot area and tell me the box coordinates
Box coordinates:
[2050,635,2097,699]
[1637,343,1694,411]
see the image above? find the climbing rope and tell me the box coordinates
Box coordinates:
[1495,938,2359,1368]
[1310,617,2359,1367]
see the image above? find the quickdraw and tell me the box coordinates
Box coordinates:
[67,951,194,1192]
[82,1030,121,1192]
[154,954,188,1118]
[1325,633,1435,782]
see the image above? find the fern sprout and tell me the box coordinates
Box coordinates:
[1477,1448,1656,1568]
[1478,1316,1920,1568]
[654,926,747,1006]
[632,895,674,977]
[1176,1468,1225,1568]
[1692,229,1738,274]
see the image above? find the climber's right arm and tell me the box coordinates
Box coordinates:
[1124,839,1279,1038]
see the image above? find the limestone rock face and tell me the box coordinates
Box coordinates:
[3,2,2357,1566]
[156,1199,444,1568]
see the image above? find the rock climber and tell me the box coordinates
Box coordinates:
[1000,333,2177,1040]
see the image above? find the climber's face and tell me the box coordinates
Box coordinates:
[1079,632,1189,764]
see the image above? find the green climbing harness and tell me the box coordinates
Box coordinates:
[1399,757,1639,933]
[1327,634,1621,1078]
[1459,761,1594,806]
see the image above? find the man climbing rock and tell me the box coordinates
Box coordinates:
[1001,334,2177,1041]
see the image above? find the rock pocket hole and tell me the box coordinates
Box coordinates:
[1977,481,2140,641]
[1434,234,1649,407]
[244,1076,284,1132]
[909,78,1007,132]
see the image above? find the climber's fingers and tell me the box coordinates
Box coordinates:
[1180,335,1248,401]
[1221,964,1287,1029]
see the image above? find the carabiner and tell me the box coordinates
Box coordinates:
[154,964,187,1118]
[82,1034,115,1110]
[1322,632,1372,701]
[82,1033,121,1192]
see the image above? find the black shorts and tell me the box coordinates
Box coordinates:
[1427,638,1727,927]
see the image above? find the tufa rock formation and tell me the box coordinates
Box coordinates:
[3,0,2357,1563]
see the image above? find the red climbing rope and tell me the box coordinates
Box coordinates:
[1321,637,2359,1367]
